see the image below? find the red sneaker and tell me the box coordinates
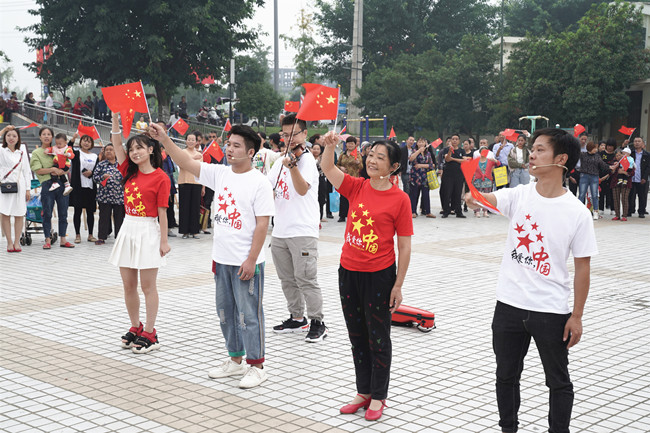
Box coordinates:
[621,217,627,221]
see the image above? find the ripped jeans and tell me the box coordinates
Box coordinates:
[213,261,265,364]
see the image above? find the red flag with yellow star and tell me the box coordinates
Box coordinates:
[203,140,224,163]
[296,83,339,121]
[102,81,149,138]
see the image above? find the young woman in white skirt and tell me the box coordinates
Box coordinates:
[109,113,171,354]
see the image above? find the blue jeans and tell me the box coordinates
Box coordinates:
[578,173,599,205]
[40,179,69,239]
[492,301,573,433]
[509,168,530,188]
[213,262,265,364]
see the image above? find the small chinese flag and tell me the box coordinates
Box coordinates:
[100,176,110,187]
[503,128,519,142]
[573,124,586,137]
[203,140,224,163]
[339,125,347,135]
[430,138,443,148]
[20,122,39,130]
[171,118,189,136]
[388,127,396,139]
[460,158,500,213]
[480,148,489,157]
[296,83,339,121]
[77,122,100,140]
[350,146,358,159]
[102,81,149,138]
[284,101,300,112]
[223,118,232,132]
[618,126,635,136]
[619,156,631,171]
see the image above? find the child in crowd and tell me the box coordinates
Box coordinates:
[471,147,500,217]
[611,147,635,221]
[46,133,74,195]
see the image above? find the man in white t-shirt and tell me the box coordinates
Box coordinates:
[153,123,274,389]
[466,128,597,433]
[267,114,327,342]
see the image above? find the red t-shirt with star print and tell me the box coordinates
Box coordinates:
[337,174,413,272]
[118,161,170,217]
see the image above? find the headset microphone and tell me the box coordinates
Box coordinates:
[532,164,567,171]
[379,163,401,179]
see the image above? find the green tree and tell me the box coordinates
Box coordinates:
[417,35,499,136]
[281,8,319,90]
[23,0,263,121]
[501,1,649,129]
[313,0,495,94]
[504,0,602,37]
[234,48,283,122]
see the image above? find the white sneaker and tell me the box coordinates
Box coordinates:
[49,183,60,191]
[238,366,267,389]
[208,359,247,379]
[593,211,599,220]
[63,185,73,196]
[610,210,615,215]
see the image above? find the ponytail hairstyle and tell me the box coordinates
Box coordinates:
[122,134,163,185]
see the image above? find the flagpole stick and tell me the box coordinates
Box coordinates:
[273,119,297,191]
[333,85,341,133]
[140,81,153,123]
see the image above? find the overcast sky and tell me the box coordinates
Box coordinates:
[0,0,310,96]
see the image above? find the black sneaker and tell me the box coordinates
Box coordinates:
[273,317,309,333]
[305,320,328,343]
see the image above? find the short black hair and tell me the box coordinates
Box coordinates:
[54,133,67,141]
[269,133,281,146]
[281,113,307,131]
[229,124,261,154]
[308,134,321,145]
[345,136,357,144]
[192,130,203,140]
[605,137,617,149]
[258,131,267,140]
[532,128,580,173]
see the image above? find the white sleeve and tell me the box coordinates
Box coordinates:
[570,210,599,258]
[493,186,518,219]
[253,177,275,217]
[197,162,225,189]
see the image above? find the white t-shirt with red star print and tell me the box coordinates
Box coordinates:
[267,150,320,239]
[197,163,274,266]
[493,183,598,314]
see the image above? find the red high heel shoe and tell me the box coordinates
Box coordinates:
[340,394,371,414]
[365,400,387,421]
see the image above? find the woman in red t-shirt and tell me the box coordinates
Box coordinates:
[321,133,413,421]
[108,113,171,354]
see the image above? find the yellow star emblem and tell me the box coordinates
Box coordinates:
[362,210,369,216]
[131,181,136,185]
[326,95,336,104]
[126,194,135,205]
[352,218,365,235]
[358,203,364,208]
[366,217,374,226]
[351,211,357,219]
[134,90,142,98]
[125,187,130,193]
[136,192,142,199]
[134,186,139,191]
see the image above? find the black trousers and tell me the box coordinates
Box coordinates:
[178,183,202,235]
[203,187,215,228]
[441,173,463,215]
[167,192,177,227]
[492,302,573,433]
[97,202,125,240]
[73,188,97,236]
[598,179,613,211]
[568,172,580,196]
[628,181,648,215]
[339,263,395,400]
[339,195,349,219]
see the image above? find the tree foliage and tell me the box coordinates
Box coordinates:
[235,48,283,121]
[358,35,498,136]
[503,1,649,129]
[23,0,263,120]
[504,0,602,37]
[313,0,495,94]
[281,8,319,90]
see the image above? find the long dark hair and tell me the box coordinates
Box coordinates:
[2,127,22,148]
[122,134,163,185]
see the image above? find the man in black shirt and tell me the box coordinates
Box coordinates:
[441,134,467,218]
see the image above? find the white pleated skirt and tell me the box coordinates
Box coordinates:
[109,215,166,269]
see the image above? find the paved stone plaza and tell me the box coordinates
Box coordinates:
[1,190,649,433]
